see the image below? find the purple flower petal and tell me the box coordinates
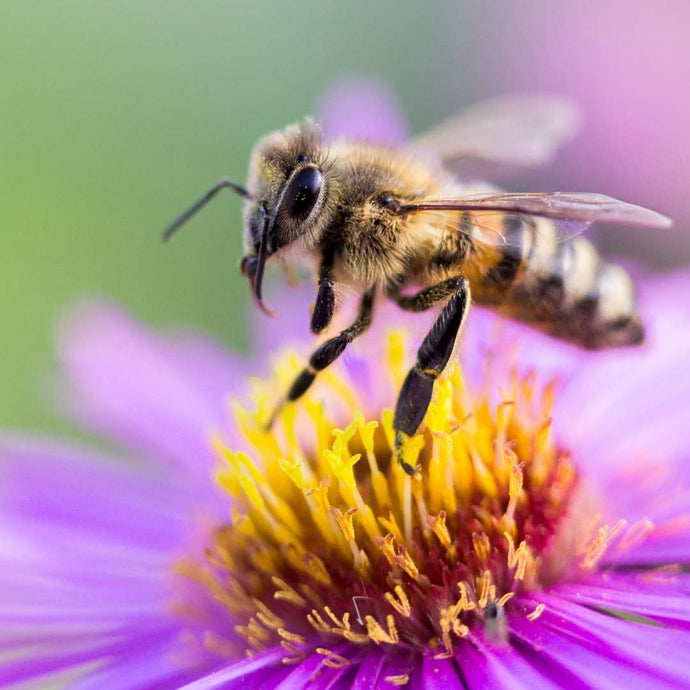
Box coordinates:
[374,650,416,689]
[177,647,286,689]
[350,650,386,689]
[315,76,408,145]
[272,650,326,689]
[513,593,690,686]
[457,637,578,690]
[614,536,690,567]
[56,301,246,480]
[552,577,690,628]
[556,271,690,475]
[419,654,464,689]
[68,631,211,690]
[598,464,690,553]
[509,619,644,689]
[0,624,186,689]
[250,283,314,357]
[0,436,221,550]
[0,436,232,687]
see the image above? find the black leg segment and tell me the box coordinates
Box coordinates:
[393,276,470,475]
[311,251,336,334]
[388,276,465,313]
[311,279,335,334]
[267,288,375,428]
[287,369,316,401]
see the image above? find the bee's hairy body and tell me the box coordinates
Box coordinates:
[167,99,669,474]
[420,209,642,349]
[252,131,641,349]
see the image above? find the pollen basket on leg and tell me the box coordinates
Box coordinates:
[179,333,579,660]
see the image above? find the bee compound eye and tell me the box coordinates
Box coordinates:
[283,165,324,222]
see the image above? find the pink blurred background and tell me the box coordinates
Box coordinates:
[469,3,690,267]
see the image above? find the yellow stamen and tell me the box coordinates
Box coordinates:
[280,641,305,664]
[582,519,628,570]
[364,614,399,645]
[426,511,452,547]
[277,628,306,645]
[302,553,332,586]
[272,577,307,608]
[456,582,475,612]
[316,647,351,668]
[252,599,284,629]
[384,585,412,618]
[477,570,492,608]
[179,330,589,660]
[306,609,330,634]
[526,603,546,622]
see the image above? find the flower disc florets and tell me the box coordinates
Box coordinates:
[181,333,585,665]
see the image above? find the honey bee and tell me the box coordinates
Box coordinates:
[164,96,670,475]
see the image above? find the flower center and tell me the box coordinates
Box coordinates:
[179,333,581,662]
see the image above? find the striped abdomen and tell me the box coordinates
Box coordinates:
[467,215,643,348]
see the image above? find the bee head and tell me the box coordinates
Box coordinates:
[163,120,334,317]
[238,120,335,316]
[242,120,331,249]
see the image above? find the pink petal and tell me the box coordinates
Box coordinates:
[556,271,690,474]
[553,577,690,627]
[513,592,690,686]
[351,651,386,689]
[56,300,246,480]
[457,636,575,690]
[178,647,286,689]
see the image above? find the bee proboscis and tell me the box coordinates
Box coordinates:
[164,95,671,475]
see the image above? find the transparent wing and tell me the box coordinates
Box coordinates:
[400,192,672,248]
[417,209,587,247]
[407,95,581,180]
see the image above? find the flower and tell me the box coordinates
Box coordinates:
[2,268,690,689]
[2,80,690,689]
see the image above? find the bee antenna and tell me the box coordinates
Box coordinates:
[162,178,252,242]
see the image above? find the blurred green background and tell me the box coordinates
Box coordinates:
[2,1,689,432]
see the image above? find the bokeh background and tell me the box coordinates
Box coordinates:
[2,1,689,432]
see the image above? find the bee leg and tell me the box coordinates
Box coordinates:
[388,276,465,312]
[267,288,375,429]
[392,277,470,475]
[311,251,336,334]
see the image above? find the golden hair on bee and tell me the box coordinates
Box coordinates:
[164,96,671,474]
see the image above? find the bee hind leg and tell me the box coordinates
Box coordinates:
[266,287,375,430]
[392,276,470,475]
